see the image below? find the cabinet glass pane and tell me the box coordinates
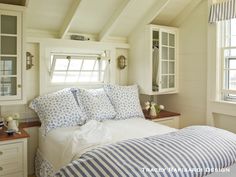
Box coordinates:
[1,15,17,34]
[169,62,175,74]
[162,61,168,74]
[162,32,168,46]
[0,57,16,75]
[1,36,17,55]
[161,75,168,89]
[169,75,175,88]
[153,31,159,39]
[0,77,16,96]
[169,48,175,60]
[169,34,175,47]
[162,47,168,59]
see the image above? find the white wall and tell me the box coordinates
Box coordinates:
[0,41,128,119]
[156,0,208,128]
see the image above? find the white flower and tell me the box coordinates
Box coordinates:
[159,105,165,110]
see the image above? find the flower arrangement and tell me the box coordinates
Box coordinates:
[144,101,165,116]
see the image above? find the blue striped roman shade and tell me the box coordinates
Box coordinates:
[209,0,236,23]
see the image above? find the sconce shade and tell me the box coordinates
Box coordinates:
[26,52,34,70]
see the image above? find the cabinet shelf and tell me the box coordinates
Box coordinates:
[0,9,24,104]
[0,34,17,37]
[129,24,178,95]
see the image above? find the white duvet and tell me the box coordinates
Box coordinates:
[38,118,177,172]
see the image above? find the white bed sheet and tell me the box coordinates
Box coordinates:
[38,118,177,171]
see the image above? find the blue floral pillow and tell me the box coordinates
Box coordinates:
[104,84,144,120]
[29,88,85,135]
[76,88,117,121]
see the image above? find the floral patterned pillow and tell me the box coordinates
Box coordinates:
[29,88,85,135]
[76,88,117,121]
[104,84,144,120]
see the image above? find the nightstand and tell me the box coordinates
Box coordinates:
[0,128,29,177]
[143,110,180,129]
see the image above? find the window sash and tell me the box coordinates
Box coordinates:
[50,53,110,84]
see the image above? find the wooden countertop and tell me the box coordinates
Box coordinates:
[143,109,180,120]
[19,118,41,128]
[0,128,29,141]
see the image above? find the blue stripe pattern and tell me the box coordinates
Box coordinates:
[55,126,236,177]
[209,0,236,23]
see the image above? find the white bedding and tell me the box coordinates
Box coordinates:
[38,118,177,171]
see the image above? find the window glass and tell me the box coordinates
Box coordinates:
[50,53,110,84]
[220,20,236,101]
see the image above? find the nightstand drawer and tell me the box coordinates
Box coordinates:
[153,116,179,129]
[0,142,23,176]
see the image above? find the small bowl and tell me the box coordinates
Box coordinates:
[5,129,16,136]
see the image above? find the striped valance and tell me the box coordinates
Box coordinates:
[209,0,236,23]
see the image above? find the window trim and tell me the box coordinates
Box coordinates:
[219,19,236,102]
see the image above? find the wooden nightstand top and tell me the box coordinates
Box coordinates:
[0,128,29,141]
[143,109,180,120]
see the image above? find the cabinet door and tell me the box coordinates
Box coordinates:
[0,11,21,100]
[159,29,176,92]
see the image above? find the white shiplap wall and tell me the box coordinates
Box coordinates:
[157,0,208,128]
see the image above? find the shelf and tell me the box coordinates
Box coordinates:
[0,34,17,37]
[143,109,180,119]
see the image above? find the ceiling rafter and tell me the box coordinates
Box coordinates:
[137,0,170,28]
[99,0,134,41]
[58,0,82,39]
[169,0,203,26]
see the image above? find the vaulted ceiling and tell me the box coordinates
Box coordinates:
[11,0,200,40]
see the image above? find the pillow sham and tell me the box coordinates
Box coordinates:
[104,84,144,120]
[29,88,85,135]
[76,88,117,121]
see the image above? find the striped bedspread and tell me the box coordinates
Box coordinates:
[55,126,236,177]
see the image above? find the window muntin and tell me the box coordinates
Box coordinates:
[50,52,110,84]
[220,19,236,101]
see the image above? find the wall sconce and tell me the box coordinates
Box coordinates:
[117,55,127,70]
[26,52,34,70]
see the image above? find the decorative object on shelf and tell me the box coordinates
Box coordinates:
[117,55,127,69]
[0,118,3,130]
[26,52,34,70]
[144,100,164,117]
[3,113,20,132]
[71,35,90,41]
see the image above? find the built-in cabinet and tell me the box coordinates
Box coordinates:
[0,6,25,105]
[129,25,178,95]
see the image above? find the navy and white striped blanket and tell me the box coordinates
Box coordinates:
[55,126,236,177]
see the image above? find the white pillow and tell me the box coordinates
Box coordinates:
[29,89,85,135]
[104,84,144,120]
[76,88,117,121]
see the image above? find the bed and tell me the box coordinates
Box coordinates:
[29,85,236,177]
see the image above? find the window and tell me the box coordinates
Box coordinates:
[219,19,236,101]
[50,51,110,84]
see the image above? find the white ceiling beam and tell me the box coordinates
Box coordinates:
[169,0,203,26]
[136,0,170,28]
[99,0,134,41]
[58,0,82,39]
[24,0,29,7]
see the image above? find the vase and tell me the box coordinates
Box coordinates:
[150,107,157,117]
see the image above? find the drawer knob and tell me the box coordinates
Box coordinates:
[0,151,2,155]
[0,167,3,171]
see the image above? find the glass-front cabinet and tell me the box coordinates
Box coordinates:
[128,24,178,95]
[151,26,178,94]
[0,10,23,103]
